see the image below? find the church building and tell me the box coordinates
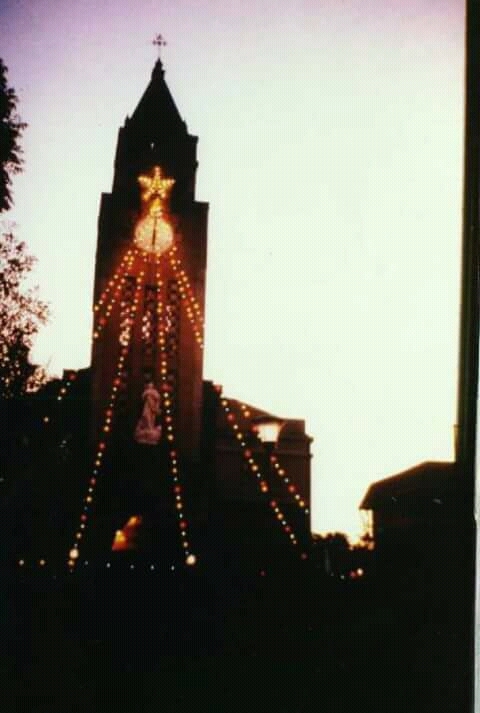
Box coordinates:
[16,58,313,572]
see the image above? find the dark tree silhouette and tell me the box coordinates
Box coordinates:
[0,230,49,398]
[0,60,49,398]
[0,59,27,212]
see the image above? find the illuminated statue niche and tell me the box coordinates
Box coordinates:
[134,166,175,255]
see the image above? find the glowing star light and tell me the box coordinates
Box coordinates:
[134,166,175,255]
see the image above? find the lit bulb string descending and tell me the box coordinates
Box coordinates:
[93,247,135,314]
[167,246,204,349]
[237,402,310,516]
[67,269,146,570]
[155,265,196,565]
[55,371,78,403]
[92,248,138,341]
[170,245,204,327]
[53,247,140,406]
[217,395,301,549]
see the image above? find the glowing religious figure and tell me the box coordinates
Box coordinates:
[134,382,162,445]
[134,166,175,255]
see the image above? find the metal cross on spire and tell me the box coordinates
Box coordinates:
[152,34,167,61]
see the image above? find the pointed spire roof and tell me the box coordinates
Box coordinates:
[129,60,186,135]
[112,59,198,205]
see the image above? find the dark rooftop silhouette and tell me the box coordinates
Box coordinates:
[360,460,458,510]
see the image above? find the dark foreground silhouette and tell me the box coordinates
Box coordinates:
[3,557,472,713]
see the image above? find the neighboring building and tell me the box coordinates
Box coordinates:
[359,460,470,594]
[203,383,312,565]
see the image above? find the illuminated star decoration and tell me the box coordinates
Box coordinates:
[138,166,175,207]
[135,166,175,255]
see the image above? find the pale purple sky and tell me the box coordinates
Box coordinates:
[2,0,466,538]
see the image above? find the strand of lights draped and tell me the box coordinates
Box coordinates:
[218,394,301,549]
[156,263,196,566]
[55,371,77,403]
[238,402,310,517]
[93,247,136,313]
[47,354,86,409]
[92,249,137,341]
[67,269,146,570]
[168,246,204,348]
[169,245,204,328]
[50,248,139,408]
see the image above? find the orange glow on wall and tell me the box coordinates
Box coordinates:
[111,530,128,551]
[111,515,143,551]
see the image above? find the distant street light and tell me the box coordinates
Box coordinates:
[251,417,286,554]
[251,416,285,449]
[252,416,285,494]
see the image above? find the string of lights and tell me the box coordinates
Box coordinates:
[92,249,137,341]
[67,268,146,570]
[237,402,310,517]
[54,370,77,403]
[156,265,196,566]
[93,247,135,316]
[217,395,302,550]
[167,246,204,348]
[47,248,139,410]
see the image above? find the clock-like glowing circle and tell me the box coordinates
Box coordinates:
[134,166,175,255]
[134,215,173,255]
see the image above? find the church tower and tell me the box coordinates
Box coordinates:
[63,56,311,569]
[91,59,208,465]
[11,52,312,573]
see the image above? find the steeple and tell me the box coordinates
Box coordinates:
[130,59,186,134]
[112,61,198,210]
[151,57,164,80]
